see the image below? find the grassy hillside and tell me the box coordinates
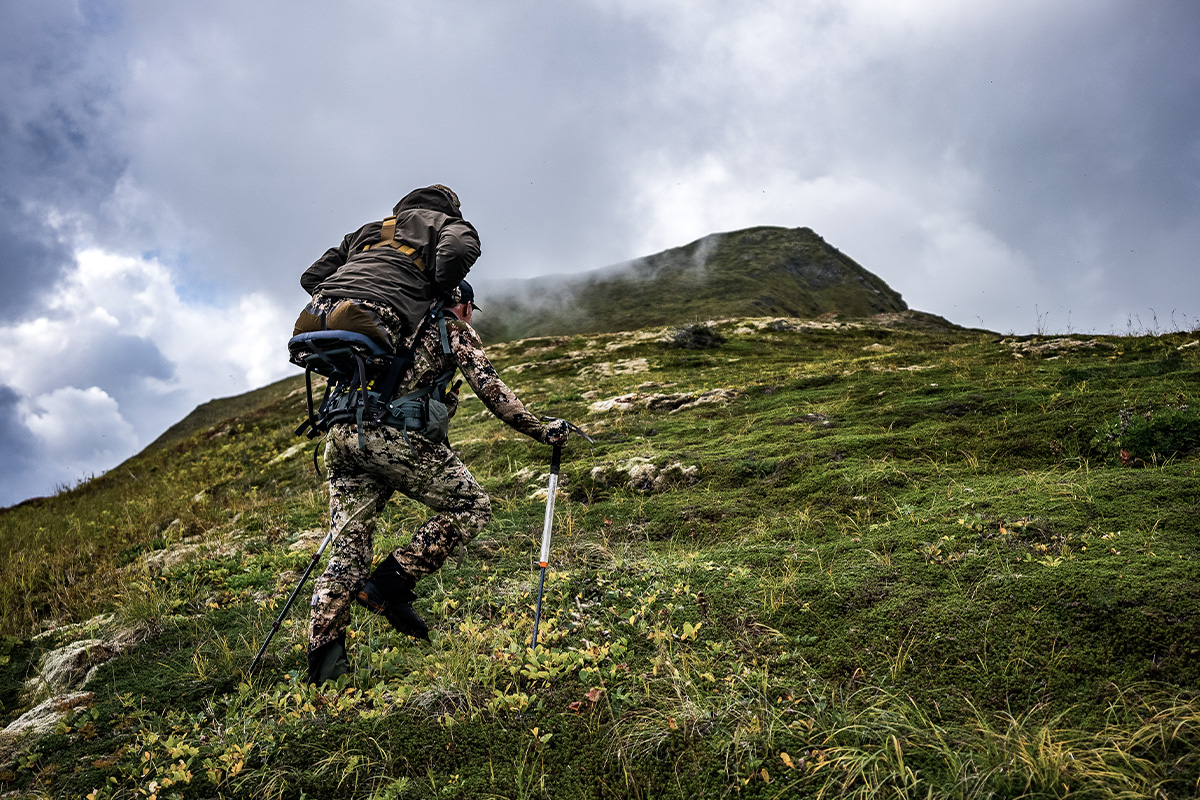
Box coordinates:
[145,376,305,452]
[473,226,907,343]
[2,312,1200,799]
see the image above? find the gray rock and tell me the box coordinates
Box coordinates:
[0,692,93,763]
[24,639,114,699]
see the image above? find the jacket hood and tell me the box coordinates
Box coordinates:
[393,186,462,219]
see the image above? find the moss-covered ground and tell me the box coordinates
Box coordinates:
[1,313,1199,798]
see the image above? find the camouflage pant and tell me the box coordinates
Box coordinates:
[307,424,492,651]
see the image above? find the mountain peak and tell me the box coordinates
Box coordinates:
[474,226,906,342]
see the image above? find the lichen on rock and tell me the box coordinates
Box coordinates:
[590,457,700,493]
[0,692,94,763]
[23,639,113,700]
[588,388,736,415]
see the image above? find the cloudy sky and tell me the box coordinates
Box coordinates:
[1,0,1198,506]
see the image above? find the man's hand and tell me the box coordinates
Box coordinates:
[542,418,571,446]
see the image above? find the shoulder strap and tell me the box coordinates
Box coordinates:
[360,216,427,271]
[437,310,452,355]
[380,215,397,247]
[368,307,450,419]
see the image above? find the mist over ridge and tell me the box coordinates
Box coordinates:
[472,225,910,343]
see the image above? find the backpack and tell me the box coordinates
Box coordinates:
[288,311,456,452]
[289,213,465,452]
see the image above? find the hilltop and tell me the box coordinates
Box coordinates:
[1,233,1200,797]
[473,226,908,342]
[144,226,919,453]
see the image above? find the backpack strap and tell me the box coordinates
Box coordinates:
[294,365,319,438]
[367,349,414,424]
[352,351,370,450]
[361,216,427,271]
[437,310,452,355]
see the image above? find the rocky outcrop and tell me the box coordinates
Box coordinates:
[2,612,151,766]
[0,692,94,763]
[590,457,700,493]
[23,639,114,699]
[587,388,737,415]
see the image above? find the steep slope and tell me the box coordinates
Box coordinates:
[146,375,304,452]
[474,226,908,342]
[3,313,1200,798]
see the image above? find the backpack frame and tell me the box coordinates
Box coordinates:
[288,310,454,452]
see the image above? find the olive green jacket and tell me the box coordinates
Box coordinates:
[301,200,480,342]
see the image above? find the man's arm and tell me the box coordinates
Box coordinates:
[448,320,548,442]
[300,232,354,294]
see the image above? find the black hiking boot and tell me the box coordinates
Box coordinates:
[355,555,429,640]
[306,634,350,685]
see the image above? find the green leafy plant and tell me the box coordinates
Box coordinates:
[1094,401,1200,465]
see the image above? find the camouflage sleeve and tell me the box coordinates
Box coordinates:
[448,320,547,442]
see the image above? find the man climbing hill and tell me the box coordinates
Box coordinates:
[297,186,568,683]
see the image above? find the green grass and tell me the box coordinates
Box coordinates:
[2,313,1199,798]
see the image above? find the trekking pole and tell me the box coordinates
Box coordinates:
[248,529,335,675]
[248,498,373,675]
[531,419,593,649]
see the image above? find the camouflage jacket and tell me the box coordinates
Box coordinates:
[402,311,548,443]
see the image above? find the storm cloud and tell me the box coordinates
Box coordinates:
[1,0,1197,505]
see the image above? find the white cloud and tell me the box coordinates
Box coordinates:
[56,248,289,390]
[0,245,294,503]
[1,249,291,392]
[22,386,138,480]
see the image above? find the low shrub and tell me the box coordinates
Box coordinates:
[1094,403,1200,465]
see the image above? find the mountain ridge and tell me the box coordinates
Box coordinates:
[473,225,909,342]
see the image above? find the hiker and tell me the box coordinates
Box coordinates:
[298,187,569,684]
